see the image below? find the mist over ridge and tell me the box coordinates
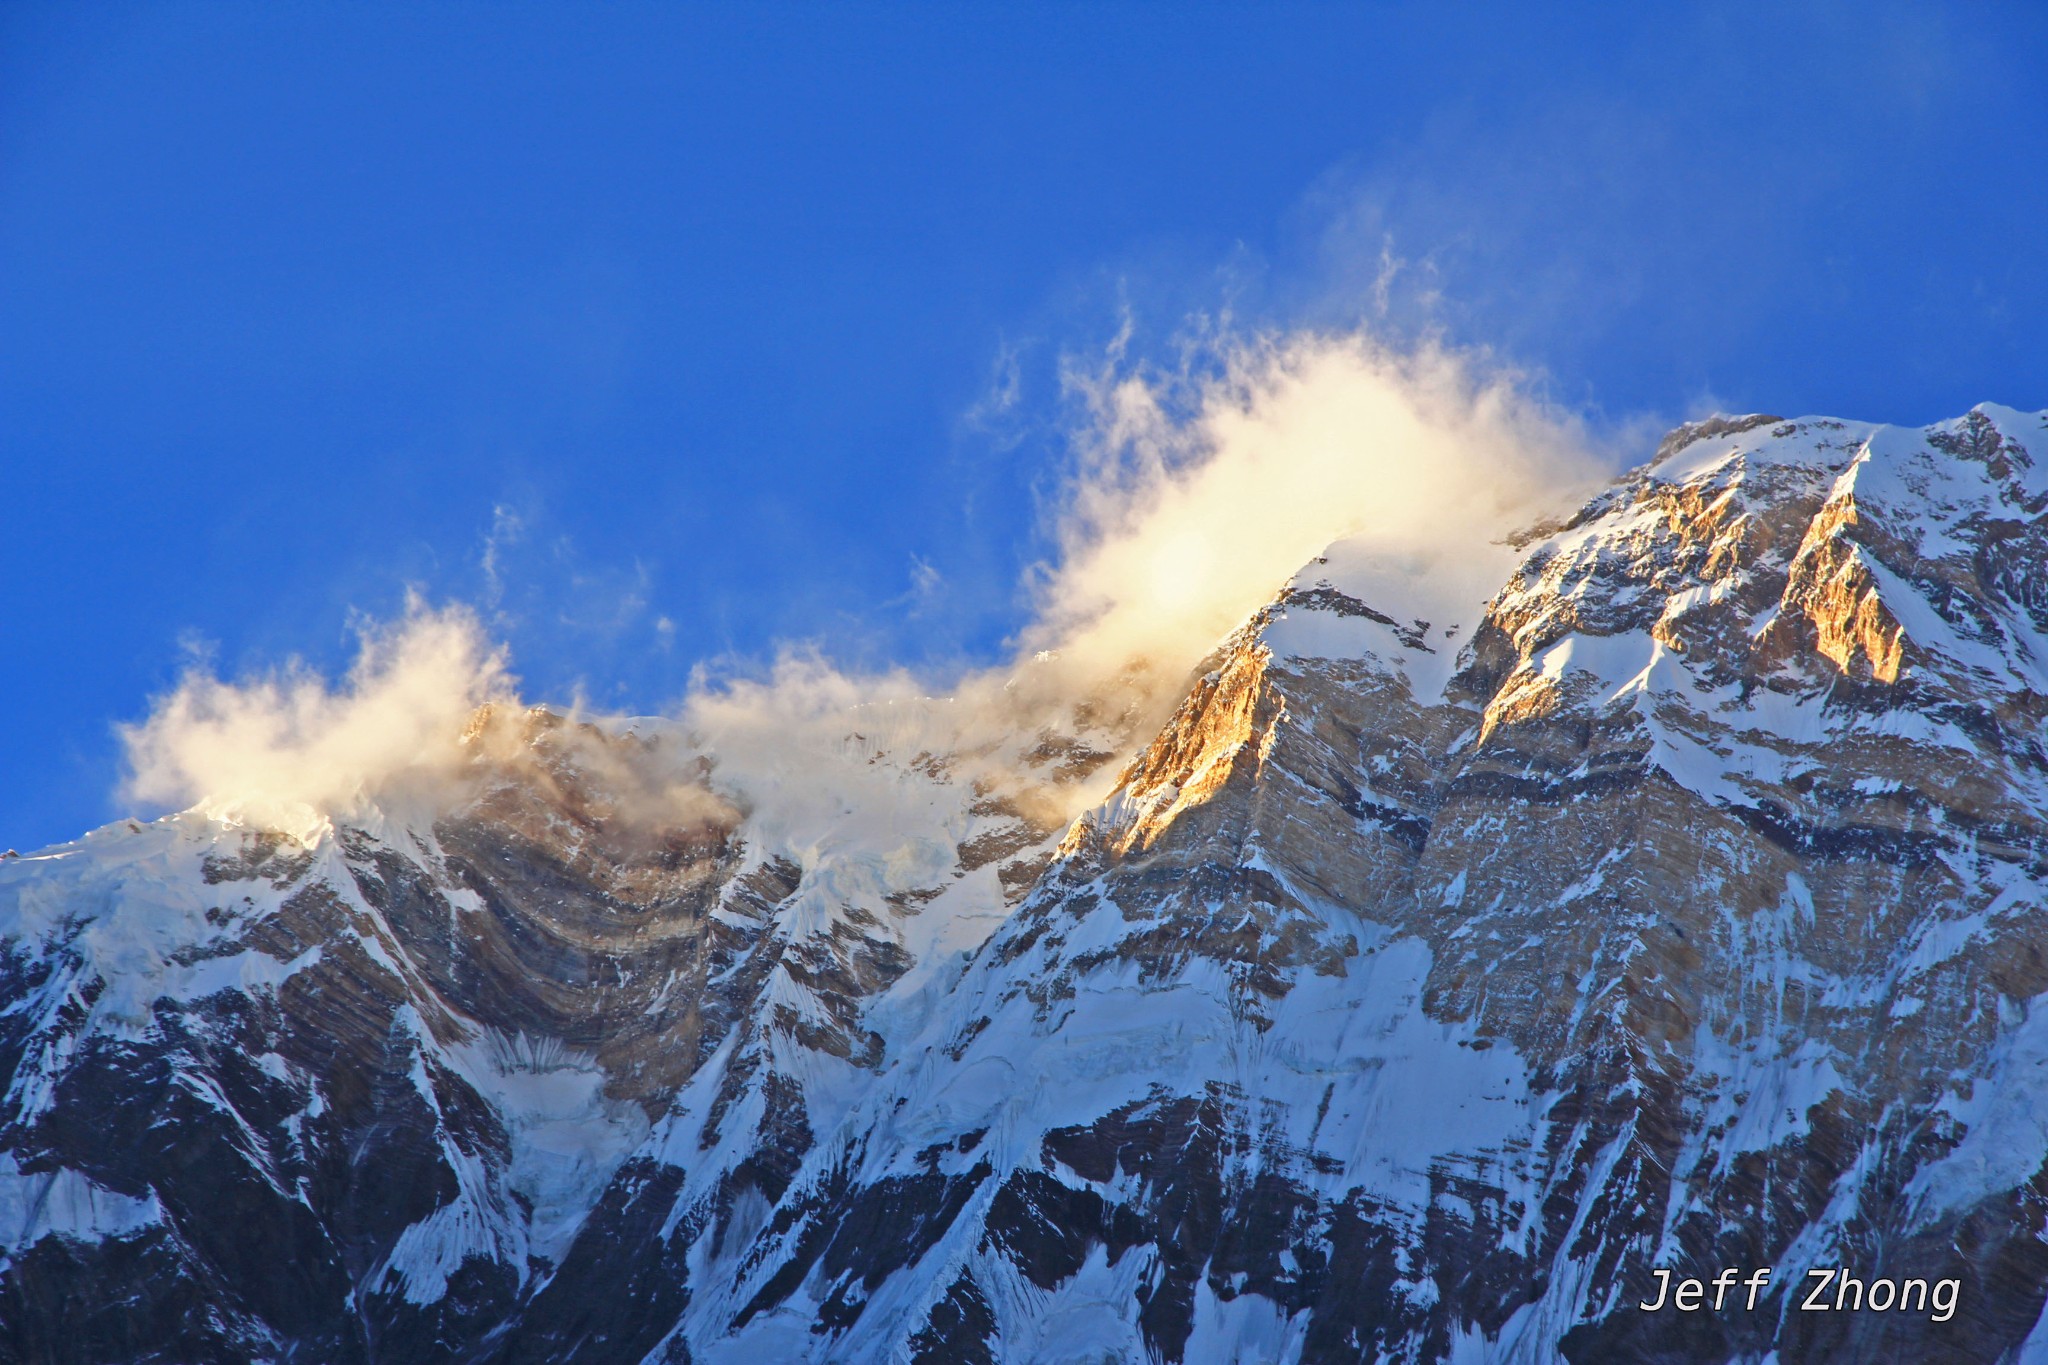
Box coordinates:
[115,322,1608,845]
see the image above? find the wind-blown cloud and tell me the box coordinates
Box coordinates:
[120,600,515,839]
[1017,326,1603,712]
[117,321,1607,837]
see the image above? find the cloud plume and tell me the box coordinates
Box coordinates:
[117,321,1608,838]
[120,601,516,839]
[1003,324,1605,719]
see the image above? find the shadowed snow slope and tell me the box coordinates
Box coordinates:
[6,406,2048,1363]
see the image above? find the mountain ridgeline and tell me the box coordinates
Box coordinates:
[6,406,2048,1363]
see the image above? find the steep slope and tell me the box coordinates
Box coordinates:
[5,405,2048,1364]
[0,701,1093,1363]
[623,404,2048,1365]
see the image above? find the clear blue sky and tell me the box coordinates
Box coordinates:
[4,2,2046,852]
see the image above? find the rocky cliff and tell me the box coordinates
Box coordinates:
[5,405,2048,1363]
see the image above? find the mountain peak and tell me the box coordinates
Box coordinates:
[6,405,2048,1362]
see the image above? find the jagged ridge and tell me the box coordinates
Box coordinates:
[4,405,2048,1363]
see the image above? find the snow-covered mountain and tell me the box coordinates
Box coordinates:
[6,405,2048,1363]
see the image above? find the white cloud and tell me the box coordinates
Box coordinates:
[1011,324,1604,715]
[117,321,1606,839]
[481,504,526,608]
[120,599,515,840]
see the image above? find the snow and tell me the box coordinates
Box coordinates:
[983,1243,1152,1364]
[0,1152,160,1257]
[1182,1277,1314,1365]
[1686,1027,1848,1181]
[1264,533,1519,703]
[0,812,334,1018]
[1281,938,1534,1211]
[442,1028,652,1270]
[375,1009,654,1302]
[1905,990,2048,1223]
[1653,416,1875,484]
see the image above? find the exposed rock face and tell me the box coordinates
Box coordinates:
[5,405,2048,1362]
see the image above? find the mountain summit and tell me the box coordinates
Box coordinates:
[6,406,2048,1364]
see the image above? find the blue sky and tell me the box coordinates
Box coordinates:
[4,1,2046,852]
